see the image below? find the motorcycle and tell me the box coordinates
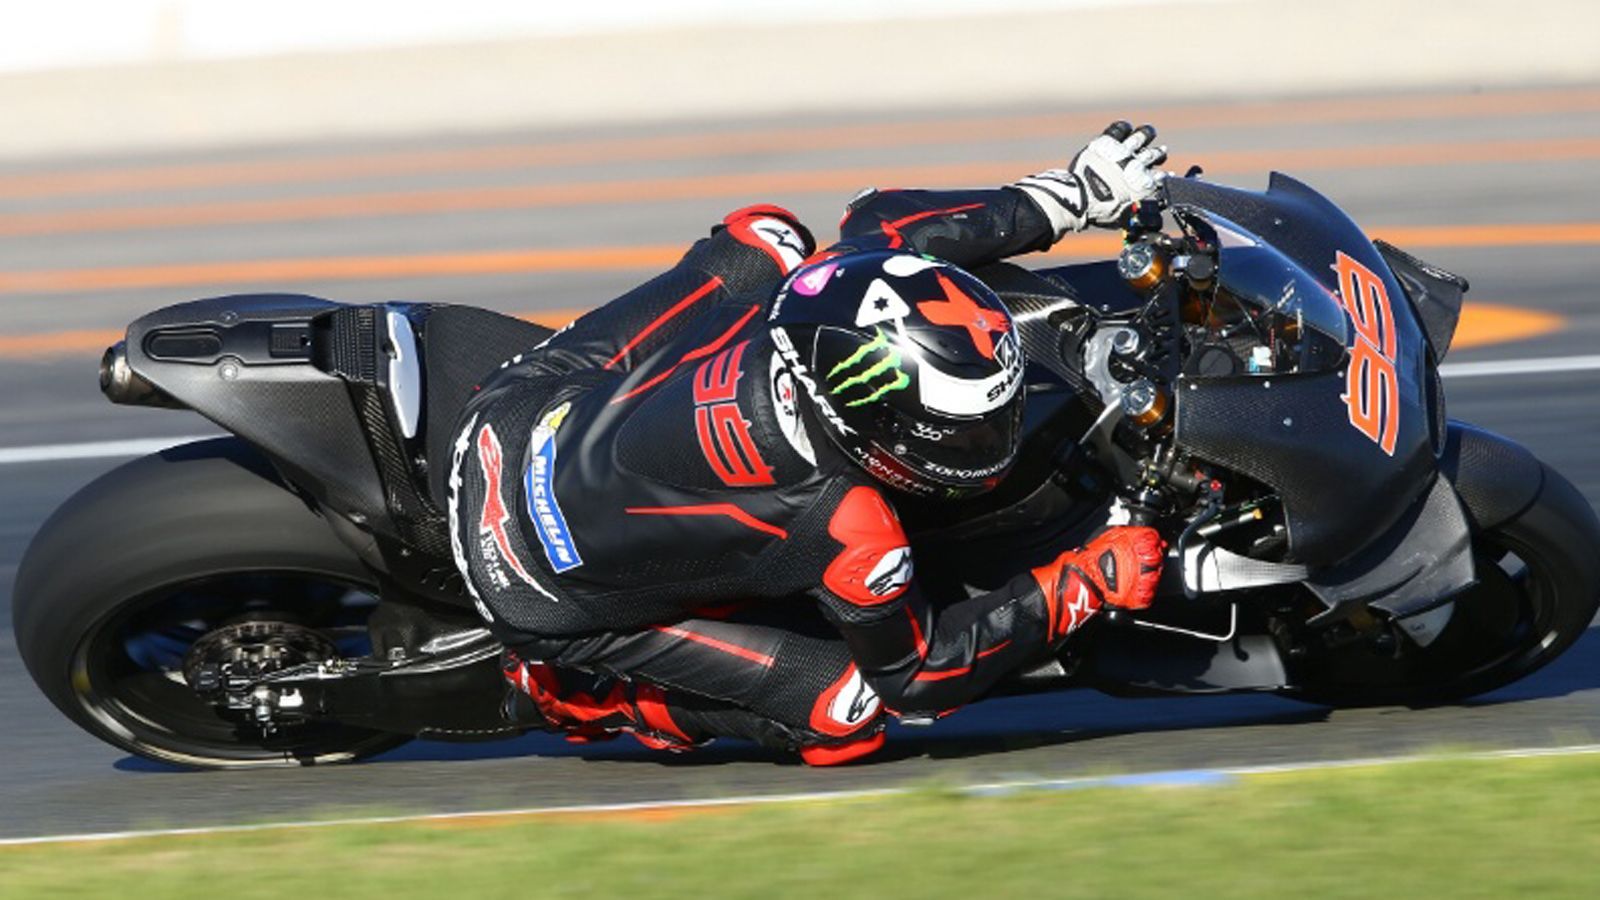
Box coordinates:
[13,170,1599,767]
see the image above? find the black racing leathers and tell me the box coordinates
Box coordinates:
[447,191,1088,752]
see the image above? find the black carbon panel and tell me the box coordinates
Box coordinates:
[420,305,555,505]
[1166,174,1404,305]
[1175,371,1435,566]
[323,306,378,381]
[1375,239,1470,359]
[1439,421,1544,531]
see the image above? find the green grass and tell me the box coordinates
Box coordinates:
[5,754,1600,899]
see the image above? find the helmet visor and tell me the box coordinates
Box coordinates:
[874,396,1024,490]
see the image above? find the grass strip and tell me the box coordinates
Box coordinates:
[4,754,1600,898]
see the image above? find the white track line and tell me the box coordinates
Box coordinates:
[0,434,218,465]
[1438,353,1600,379]
[2,743,1598,849]
[0,353,1591,466]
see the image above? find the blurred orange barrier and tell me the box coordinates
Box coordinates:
[0,328,123,358]
[6,137,1600,238]
[3,223,1600,298]
[0,246,684,295]
[1451,305,1565,349]
[1369,222,1600,248]
[0,301,1560,360]
[3,86,1600,201]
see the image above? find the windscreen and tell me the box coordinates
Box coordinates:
[1203,215,1349,376]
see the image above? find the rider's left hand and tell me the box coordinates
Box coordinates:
[1013,121,1169,239]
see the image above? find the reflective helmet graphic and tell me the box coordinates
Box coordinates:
[769,250,1025,497]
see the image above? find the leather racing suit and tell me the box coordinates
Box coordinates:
[445,189,1161,764]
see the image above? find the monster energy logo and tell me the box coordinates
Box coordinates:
[827,328,910,407]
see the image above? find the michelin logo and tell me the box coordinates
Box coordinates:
[523,402,584,573]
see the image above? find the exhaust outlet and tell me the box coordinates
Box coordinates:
[100,341,184,409]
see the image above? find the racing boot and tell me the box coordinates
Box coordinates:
[1031,526,1165,639]
[501,653,699,751]
[798,729,886,766]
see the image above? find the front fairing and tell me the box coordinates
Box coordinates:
[1165,173,1439,565]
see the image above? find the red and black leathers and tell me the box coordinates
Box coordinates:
[446,190,1162,762]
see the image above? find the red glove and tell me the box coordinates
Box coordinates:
[1032,526,1166,639]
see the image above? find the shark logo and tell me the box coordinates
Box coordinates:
[827,327,910,408]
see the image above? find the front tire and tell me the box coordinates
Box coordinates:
[1291,461,1600,707]
[12,439,410,767]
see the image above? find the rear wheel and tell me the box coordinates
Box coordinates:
[1290,462,1600,707]
[13,439,409,767]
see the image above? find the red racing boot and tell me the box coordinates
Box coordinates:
[502,653,699,752]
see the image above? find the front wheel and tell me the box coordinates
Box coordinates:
[1289,461,1600,707]
[12,439,410,767]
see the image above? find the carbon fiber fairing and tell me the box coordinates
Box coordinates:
[1165,174,1435,565]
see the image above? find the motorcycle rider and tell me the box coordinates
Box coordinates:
[446,122,1170,764]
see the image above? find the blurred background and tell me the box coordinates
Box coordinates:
[3,0,1600,840]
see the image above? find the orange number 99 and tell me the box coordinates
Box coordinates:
[1333,252,1400,456]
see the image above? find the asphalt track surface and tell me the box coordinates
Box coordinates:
[3,86,1599,839]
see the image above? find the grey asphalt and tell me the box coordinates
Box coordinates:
[2,87,1599,840]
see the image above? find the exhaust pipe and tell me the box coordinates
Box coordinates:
[100,341,184,409]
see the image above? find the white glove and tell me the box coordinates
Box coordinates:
[1013,121,1168,239]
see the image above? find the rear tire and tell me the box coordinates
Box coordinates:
[12,438,410,767]
[1290,462,1600,707]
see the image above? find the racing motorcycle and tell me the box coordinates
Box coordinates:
[13,170,1600,767]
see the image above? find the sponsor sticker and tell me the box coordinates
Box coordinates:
[855,277,912,328]
[792,262,839,297]
[826,667,882,728]
[827,327,910,408]
[771,326,854,436]
[865,546,914,598]
[476,423,541,591]
[917,330,1022,416]
[770,350,816,464]
[750,218,808,272]
[523,402,584,573]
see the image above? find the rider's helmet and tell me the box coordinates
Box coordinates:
[769,249,1025,498]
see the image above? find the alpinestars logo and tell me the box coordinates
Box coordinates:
[827,328,910,408]
[865,546,914,598]
[1054,578,1096,637]
[475,424,540,592]
[826,668,881,728]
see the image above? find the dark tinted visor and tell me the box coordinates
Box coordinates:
[877,397,1024,489]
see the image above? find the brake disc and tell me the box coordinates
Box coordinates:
[182,619,339,695]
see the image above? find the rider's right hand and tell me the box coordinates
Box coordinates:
[1031,526,1166,634]
[1013,121,1170,239]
